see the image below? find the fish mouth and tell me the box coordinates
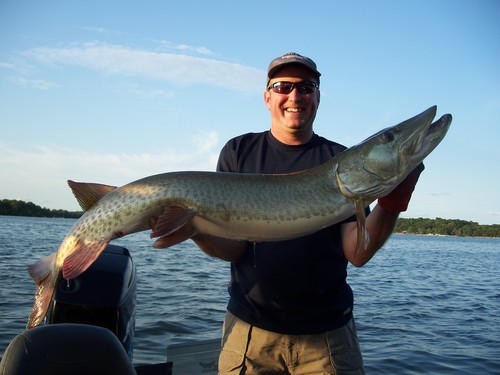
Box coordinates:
[400,107,452,163]
[426,113,452,136]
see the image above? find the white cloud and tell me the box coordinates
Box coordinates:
[79,26,132,37]
[9,77,61,90]
[156,40,215,56]
[0,57,39,76]
[115,83,176,99]
[22,42,264,93]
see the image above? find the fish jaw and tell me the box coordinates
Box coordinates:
[336,106,452,201]
[403,112,452,165]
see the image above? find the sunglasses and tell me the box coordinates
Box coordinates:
[267,80,319,95]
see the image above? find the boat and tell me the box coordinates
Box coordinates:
[0,245,221,375]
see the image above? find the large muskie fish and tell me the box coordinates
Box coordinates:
[27,105,451,328]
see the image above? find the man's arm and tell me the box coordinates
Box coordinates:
[191,233,247,262]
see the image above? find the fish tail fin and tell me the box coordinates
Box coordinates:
[26,272,59,329]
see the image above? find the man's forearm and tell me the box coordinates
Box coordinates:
[192,233,247,262]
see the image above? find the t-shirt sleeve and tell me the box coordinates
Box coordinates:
[216,142,237,172]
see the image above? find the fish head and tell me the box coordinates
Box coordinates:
[336,106,452,201]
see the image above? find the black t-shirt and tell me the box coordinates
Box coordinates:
[217,131,358,334]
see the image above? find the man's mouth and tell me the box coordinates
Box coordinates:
[285,107,302,113]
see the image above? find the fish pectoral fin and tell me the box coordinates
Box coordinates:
[354,199,370,256]
[150,206,196,238]
[62,240,109,280]
[153,224,197,249]
[28,252,56,285]
[68,180,118,211]
[150,206,197,249]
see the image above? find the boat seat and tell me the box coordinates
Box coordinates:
[0,323,136,375]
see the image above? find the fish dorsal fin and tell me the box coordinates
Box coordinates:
[68,180,118,211]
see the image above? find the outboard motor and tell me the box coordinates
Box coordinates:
[48,244,137,358]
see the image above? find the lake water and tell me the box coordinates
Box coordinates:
[0,215,498,374]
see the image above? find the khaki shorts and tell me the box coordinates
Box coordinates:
[218,311,365,375]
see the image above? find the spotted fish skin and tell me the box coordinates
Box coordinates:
[26,106,451,328]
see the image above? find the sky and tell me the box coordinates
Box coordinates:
[0,0,499,225]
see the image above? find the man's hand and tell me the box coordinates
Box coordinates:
[378,163,425,213]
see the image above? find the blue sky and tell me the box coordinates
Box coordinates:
[1,0,499,225]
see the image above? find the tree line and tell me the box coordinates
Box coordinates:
[0,199,82,219]
[1,199,499,238]
[395,217,500,238]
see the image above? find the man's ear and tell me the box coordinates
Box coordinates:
[264,90,271,110]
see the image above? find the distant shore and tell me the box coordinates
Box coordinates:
[0,199,82,219]
[393,217,499,238]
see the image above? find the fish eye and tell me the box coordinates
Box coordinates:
[382,131,394,143]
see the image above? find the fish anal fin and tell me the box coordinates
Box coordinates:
[68,180,118,211]
[62,240,109,280]
[28,253,56,285]
[353,199,370,256]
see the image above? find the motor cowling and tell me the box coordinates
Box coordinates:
[47,244,137,358]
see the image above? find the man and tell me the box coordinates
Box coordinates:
[191,52,423,374]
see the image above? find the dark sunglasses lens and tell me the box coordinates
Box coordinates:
[273,82,294,94]
[296,82,316,94]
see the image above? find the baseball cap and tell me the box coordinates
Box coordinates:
[267,52,321,85]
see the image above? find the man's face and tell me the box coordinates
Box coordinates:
[264,65,320,144]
